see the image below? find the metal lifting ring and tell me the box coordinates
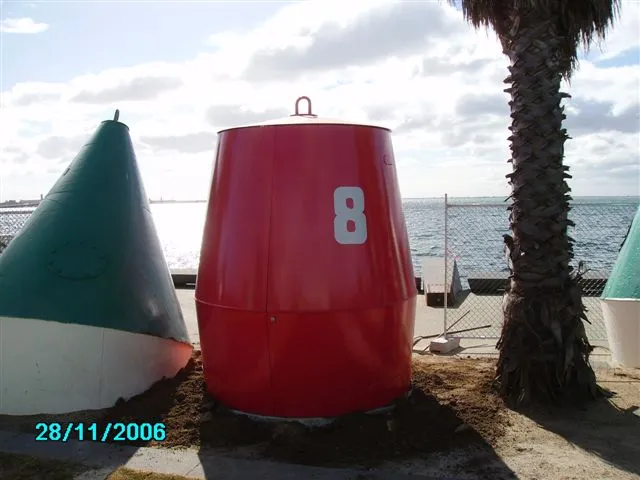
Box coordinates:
[292,96,317,117]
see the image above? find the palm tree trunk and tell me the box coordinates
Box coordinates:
[495,10,599,405]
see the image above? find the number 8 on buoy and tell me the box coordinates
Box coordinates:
[334,186,367,244]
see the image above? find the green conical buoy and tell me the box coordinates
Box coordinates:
[0,113,189,342]
[602,206,640,300]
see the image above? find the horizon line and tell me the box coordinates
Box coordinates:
[1,194,638,206]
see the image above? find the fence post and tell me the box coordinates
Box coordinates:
[444,193,448,336]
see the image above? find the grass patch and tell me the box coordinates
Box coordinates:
[107,467,199,479]
[0,452,82,480]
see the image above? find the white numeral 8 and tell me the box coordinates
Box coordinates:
[333,186,367,244]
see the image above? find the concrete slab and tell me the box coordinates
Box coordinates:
[124,447,200,476]
[74,467,115,480]
[0,431,95,463]
[0,429,444,480]
[175,288,199,347]
[413,291,608,341]
[0,431,138,467]
[0,429,19,445]
[189,451,439,479]
[73,442,140,469]
[175,287,611,365]
[429,336,460,354]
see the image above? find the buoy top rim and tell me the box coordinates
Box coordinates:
[217,116,391,133]
[217,95,390,133]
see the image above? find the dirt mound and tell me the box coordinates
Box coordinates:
[412,356,509,443]
[95,352,508,467]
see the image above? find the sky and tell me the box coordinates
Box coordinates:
[0,0,638,201]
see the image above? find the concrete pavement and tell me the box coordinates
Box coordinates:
[175,288,612,367]
[0,428,446,479]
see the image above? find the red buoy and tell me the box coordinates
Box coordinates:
[195,97,416,418]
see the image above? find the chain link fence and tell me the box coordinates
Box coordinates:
[2,199,636,344]
[443,197,638,341]
[0,208,36,254]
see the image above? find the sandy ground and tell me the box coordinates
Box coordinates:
[390,358,640,480]
[1,353,638,480]
[0,286,635,479]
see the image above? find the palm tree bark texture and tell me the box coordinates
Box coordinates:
[452,0,620,405]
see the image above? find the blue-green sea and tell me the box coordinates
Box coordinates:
[146,196,638,282]
[1,197,638,283]
[403,196,638,283]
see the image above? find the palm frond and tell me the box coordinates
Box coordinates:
[448,0,622,78]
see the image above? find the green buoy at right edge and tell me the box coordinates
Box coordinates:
[602,205,640,301]
[0,111,190,343]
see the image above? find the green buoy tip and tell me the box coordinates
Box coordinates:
[0,115,188,342]
[102,109,129,129]
[601,205,640,300]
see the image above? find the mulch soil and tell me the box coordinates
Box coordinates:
[0,351,509,468]
[94,351,510,467]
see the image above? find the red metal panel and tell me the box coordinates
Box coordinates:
[380,145,416,304]
[196,302,273,415]
[268,297,416,417]
[195,128,274,310]
[196,97,417,418]
[267,125,413,312]
[264,124,417,417]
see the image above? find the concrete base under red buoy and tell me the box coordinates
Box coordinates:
[0,317,193,415]
[228,398,401,428]
[601,299,640,368]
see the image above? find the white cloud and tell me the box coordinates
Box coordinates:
[0,17,48,34]
[584,0,640,61]
[1,0,638,201]
[243,0,464,81]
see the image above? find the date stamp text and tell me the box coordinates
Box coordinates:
[34,422,166,442]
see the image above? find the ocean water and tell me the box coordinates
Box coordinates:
[402,197,638,284]
[1,197,637,283]
[149,197,638,283]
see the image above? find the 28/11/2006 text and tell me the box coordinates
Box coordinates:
[34,422,166,442]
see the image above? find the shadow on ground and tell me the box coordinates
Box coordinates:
[195,401,519,479]
[523,379,640,477]
[1,351,520,478]
[195,356,518,479]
